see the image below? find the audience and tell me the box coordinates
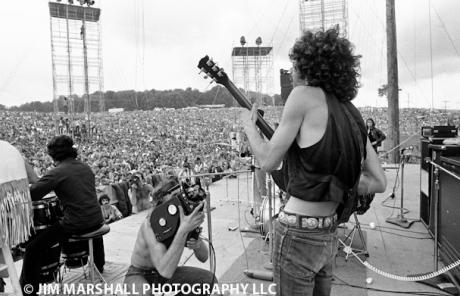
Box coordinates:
[1,107,457,216]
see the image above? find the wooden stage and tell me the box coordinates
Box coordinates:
[3,165,451,295]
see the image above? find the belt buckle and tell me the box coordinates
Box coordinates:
[287,215,297,226]
[301,217,318,229]
[323,217,332,228]
[279,211,286,223]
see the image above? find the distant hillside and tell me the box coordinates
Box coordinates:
[7,86,283,112]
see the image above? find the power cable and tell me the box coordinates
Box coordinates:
[430,3,460,60]
[268,0,290,46]
[333,275,450,296]
[338,239,460,282]
[354,2,432,108]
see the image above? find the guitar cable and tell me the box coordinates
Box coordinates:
[338,238,460,282]
[200,236,217,291]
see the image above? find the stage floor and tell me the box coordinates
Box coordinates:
[4,165,450,295]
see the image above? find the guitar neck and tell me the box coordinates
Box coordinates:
[224,80,275,139]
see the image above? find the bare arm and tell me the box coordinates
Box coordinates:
[358,139,387,195]
[144,202,205,279]
[242,87,307,172]
[186,238,208,263]
[143,222,188,279]
[24,160,38,184]
[130,186,138,213]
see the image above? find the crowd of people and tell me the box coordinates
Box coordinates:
[1,107,458,180]
[0,108,258,187]
[0,108,267,219]
[0,106,457,218]
[360,107,460,136]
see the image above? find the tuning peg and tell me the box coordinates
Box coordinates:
[217,71,223,77]
[203,75,208,79]
[206,59,214,67]
[212,65,219,72]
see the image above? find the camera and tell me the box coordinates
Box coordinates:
[128,175,140,187]
[150,181,206,243]
[179,182,206,214]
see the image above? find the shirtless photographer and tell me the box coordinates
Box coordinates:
[124,184,216,296]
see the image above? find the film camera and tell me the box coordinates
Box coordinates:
[150,181,206,244]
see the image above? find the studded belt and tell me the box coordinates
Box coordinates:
[278,210,337,230]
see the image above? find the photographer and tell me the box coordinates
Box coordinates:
[123,184,216,296]
[129,172,154,213]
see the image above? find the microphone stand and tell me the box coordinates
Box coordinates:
[386,148,415,228]
[202,176,215,273]
[244,176,274,281]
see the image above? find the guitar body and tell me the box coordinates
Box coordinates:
[356,193,375,215]
[198,56,287,191]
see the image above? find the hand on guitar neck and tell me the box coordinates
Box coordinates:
[197,55,286,190]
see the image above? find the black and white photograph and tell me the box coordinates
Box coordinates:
[1,0,460,295]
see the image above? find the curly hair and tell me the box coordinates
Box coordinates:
[289,28,361,102]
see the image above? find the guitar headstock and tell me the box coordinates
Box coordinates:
[197,56,229,85]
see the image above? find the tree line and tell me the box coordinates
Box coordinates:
[6,86,283,112]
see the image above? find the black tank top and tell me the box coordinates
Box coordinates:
[283,93,367,203]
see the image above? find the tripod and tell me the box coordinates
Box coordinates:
[339,212,369,261]
[385,147,415,228]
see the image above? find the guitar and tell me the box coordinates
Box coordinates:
[197,55,286,191]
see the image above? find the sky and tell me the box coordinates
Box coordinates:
[1,0,460,109]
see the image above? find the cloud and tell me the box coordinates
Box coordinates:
[1,0,460,110]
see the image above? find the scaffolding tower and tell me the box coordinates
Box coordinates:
[49,1,104,135]
[299,0,348,37]
[231,37,274,105]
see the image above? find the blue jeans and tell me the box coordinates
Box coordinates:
[124,265,216,296]
[273,220,338,296]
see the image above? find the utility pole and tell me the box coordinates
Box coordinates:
[386,0,400,163]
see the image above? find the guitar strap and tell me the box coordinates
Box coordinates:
[334,98,366,223]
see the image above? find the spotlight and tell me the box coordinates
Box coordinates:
[240,36,246,46]
[79,0,85,5]
[68,0,73,4]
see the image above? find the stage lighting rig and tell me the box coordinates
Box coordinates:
[78,0,95,6]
